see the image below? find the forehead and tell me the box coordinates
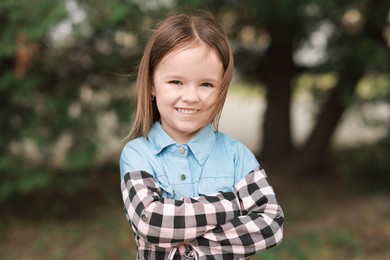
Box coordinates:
[154,43,223,82]
[160,42,221,66]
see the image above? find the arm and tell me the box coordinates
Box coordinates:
[121,170,242,246]
[191,168,284,259]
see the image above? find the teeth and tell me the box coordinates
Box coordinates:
[177,108,197,114]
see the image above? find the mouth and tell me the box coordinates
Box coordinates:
[176,108,198,114]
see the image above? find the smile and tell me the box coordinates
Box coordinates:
[176,108,198,114]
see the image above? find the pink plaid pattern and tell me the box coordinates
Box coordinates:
[121,168,284,259]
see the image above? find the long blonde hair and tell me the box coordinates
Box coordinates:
[127,12,234,140]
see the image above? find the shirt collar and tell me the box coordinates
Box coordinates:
[147,122,216,165]
[147,122,176,154]
[187,124,216,165]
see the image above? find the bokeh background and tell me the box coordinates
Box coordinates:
[1,0,389,259]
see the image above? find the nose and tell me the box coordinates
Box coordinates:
[181,85,200,103]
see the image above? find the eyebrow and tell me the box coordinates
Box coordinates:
[163,75,221,82]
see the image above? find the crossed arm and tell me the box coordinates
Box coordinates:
[121,168,284,257]
[121,170,241,246]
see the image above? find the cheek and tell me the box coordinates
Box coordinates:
[202,90,219,107]
[155,92,176,107]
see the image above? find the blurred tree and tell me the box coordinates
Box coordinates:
[177,0,390,175]
[0,0,157,199]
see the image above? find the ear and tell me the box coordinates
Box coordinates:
[150,78,156,96]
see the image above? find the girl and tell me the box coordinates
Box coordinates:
[120,12,284,260]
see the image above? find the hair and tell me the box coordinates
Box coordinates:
[127,11,234,140]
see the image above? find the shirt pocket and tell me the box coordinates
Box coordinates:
[198,175,234,195]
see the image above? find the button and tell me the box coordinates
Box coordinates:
[184,244,195,258]
[180,174,186,181]
[178,147,185,154]
[140,212,148,221]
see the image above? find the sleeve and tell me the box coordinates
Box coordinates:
[121,170,242,247]
[191,168,284,259]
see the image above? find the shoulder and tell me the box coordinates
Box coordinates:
[120,137,153,178]
[214,131,260,180]
[214,131,253,154]
[122,137,147,151]
[120,137,148,159]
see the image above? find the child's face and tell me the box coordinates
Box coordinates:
[152,43,223,143]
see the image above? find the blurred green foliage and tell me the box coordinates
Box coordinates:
[0,0,148,199]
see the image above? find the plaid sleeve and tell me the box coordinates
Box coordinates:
[191,168,284,259]
[121,170,242,247]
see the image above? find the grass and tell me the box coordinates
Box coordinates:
[0,204,136,260]
[1,171,389,260]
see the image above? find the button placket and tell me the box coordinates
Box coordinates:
[177,146,187,182]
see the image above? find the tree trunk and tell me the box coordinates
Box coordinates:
[260,41,296,161]
[292,87,345,175]
[291,69,362,176]
[259,40,363,176]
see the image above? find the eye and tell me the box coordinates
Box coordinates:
[168,80,181,85]
[200,82,214,88]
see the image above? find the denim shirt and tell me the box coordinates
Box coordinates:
[120,122,259,199]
